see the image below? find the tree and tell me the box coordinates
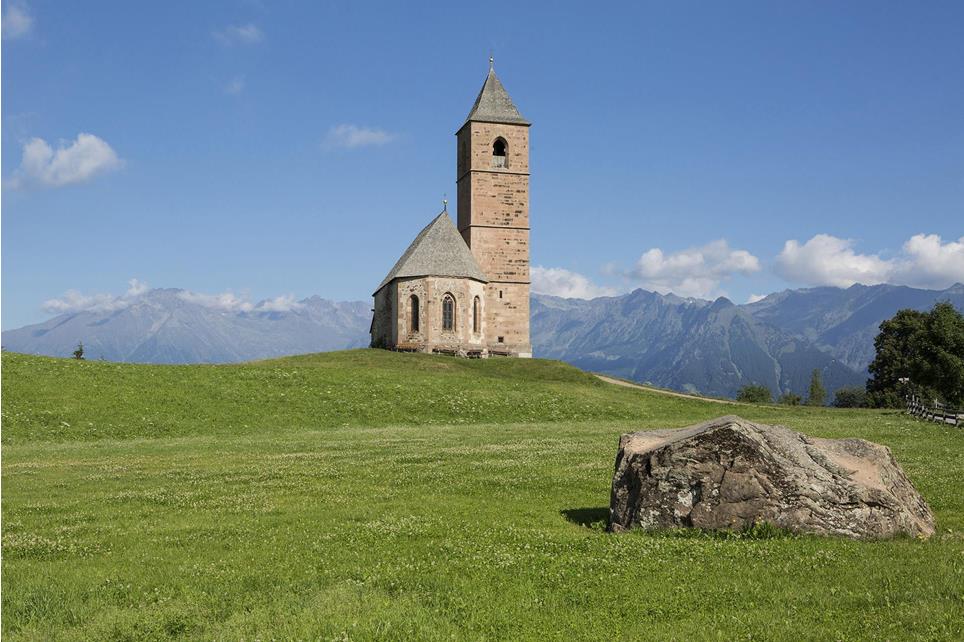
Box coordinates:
[778,393,802,406]
[867,308,927,408]
[72,342,85,360]
[737,385,772,404]
[833,386,867,408]
[867,302,964,407]
[807,369,826,406]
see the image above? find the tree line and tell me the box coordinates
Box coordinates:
[737,301,964,408]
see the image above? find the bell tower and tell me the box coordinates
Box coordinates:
[456,59,532,357]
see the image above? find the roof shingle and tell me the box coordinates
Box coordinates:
[374,212,488,294]
[464,67,529,126]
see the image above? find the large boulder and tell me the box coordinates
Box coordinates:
[608,416,935,539]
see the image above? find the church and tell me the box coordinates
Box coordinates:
[370,61,532,358]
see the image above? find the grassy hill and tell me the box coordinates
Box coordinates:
[2,350,962,640]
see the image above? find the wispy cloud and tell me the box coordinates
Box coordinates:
[255,294,305,312]
[531,266,617,300]
[214,23,263,46]
[2,1,32,39]
[775,233,964,290]
[42,280,307,316]
[323,124,397,149]
[224,75,246,95]
[608,239,761,299]
[746,293,766,304]
[7,133,122,189]
[176,290,304,312]
[43,279,149,315]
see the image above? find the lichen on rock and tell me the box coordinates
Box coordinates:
[608,415,935,539]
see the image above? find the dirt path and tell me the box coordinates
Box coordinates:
[594,374,742,405]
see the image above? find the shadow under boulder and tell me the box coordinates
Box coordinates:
[608,415,935,539]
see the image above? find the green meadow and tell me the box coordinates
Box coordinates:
[2,350,962,640]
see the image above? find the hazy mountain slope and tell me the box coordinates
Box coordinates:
[531,291,863,398]
[744,283,964,371]
[1,289,371,363]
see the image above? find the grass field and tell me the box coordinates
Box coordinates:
[2,350,962,640]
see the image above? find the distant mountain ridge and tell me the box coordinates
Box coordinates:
[744,283,964,371]
[531,282,964,398]
[1,288,371,364]
[4,282,961,399]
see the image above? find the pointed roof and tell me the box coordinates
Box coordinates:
[463,62,529,126]
[374,212,488,294]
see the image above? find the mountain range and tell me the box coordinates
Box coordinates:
[3,283,962,399]
[531,283,963,398]
[0,289,371,364]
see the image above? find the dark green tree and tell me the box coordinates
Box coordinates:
[833,386,867,408]
[778,392,802,406]
[737,384,772,404]
[72,342,85,360]
[807,369,826,406]
[867,302,964,407]
[867,308,926,407]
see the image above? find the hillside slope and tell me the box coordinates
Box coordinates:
[1,349,700,443]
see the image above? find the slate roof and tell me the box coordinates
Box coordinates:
[374,212,488,294]
[464,66,529,126]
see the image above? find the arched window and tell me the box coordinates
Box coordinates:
[442,294,455,331]
[492,138,507,168]
[410,295,419,333]
[473,296,480,333]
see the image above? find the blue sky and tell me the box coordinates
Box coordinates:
[3,1,963,328]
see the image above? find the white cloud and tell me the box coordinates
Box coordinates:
[746,293,766,304]
[43,279,150,315]
[896,234,964,289]
[176,290,305,313]
[224,75,245,95]
[256,294,305,312]
[775,235,891,287]
[8,133,122,189]
[775,233,964,290]
[126,278,149,296]
[214,23,262,45]
[614,240,761,298]
[531,266,617,299]
[42,281,306,317]
[43,291,131,315]
[177,290,254,312]
[2,2,32,39]
[323,124,396,149]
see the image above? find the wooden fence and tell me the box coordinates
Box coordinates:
[906,395,963,427]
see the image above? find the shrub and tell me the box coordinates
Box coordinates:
[833,386,868,408]
[737,385,772,403]
[778,393,802,406]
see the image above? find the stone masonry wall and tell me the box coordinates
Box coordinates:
[485,282,530,356]
[455,119,531,356]
[370,282,396,349]
[392,276,486,351]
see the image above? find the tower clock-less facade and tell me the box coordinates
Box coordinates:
[456,62,532,357]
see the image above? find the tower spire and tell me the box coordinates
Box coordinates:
[462,60,529,126]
